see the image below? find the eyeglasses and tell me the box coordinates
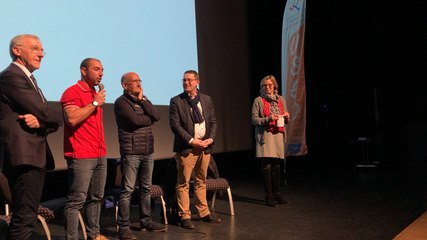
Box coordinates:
[126,79,141,84]
[16,45,46,55]
[262,84,274,88]
[182,78,197,83]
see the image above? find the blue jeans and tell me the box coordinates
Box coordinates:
[64,157,107,240]
[117,154,154,228]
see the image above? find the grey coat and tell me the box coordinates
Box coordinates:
[251,96,288,158]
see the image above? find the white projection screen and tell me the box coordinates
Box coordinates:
[0,0,198,170]
[0,0,198,105]
[0,1,253,170]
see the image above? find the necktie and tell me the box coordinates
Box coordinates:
[30,75,45,102]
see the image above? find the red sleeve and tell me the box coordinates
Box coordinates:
[60,85,82,108]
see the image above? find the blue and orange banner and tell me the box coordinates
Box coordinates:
[281,0,307,156]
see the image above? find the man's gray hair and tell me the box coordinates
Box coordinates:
[9,34,40,60]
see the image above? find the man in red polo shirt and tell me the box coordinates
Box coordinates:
[60,58,108,240]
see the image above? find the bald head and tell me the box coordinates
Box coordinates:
[121,72,139,84]
[121,72,142,97]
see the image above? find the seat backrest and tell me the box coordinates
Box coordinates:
[0,172,12,221]
[0,172,11,205]
[106,158,121,190]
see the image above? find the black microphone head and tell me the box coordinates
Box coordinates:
[98,83,104,91]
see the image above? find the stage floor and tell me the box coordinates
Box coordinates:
[29,157,427,240]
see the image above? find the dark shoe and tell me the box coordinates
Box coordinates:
[201,214,222,223]
[266,197,277,207]
[166,202,180,225]
[274,195,288,205]
[180,218,195,229]
[118,227,136,240]
[141,221,166,232]
[282,176,290,188]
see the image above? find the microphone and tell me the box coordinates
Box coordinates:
[98,83,104,92]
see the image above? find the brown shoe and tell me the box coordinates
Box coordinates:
[89,235,109,240]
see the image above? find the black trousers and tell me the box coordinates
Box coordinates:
[7,165,45,240]
[261,157,282,198]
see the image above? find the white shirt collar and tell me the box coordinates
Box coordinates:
[12,61,32,78]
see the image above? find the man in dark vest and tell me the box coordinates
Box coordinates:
[114,72,165,240]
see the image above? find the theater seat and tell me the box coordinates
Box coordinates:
[107,158,168,229]
[0,174,86,240]
[114,184,168,229]
[206,178,235,216]
[150,185,168,225]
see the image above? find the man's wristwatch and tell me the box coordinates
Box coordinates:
[92,101,99,107]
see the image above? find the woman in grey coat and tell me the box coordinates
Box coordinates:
[251,75,290,207]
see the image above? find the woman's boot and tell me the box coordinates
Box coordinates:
[262,158,277,207]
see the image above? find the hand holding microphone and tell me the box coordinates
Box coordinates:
[93,83,106,107]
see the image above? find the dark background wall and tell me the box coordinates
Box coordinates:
[242,0,427,170]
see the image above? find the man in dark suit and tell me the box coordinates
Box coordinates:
[169,70,221,229]
[0,34,62,240]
